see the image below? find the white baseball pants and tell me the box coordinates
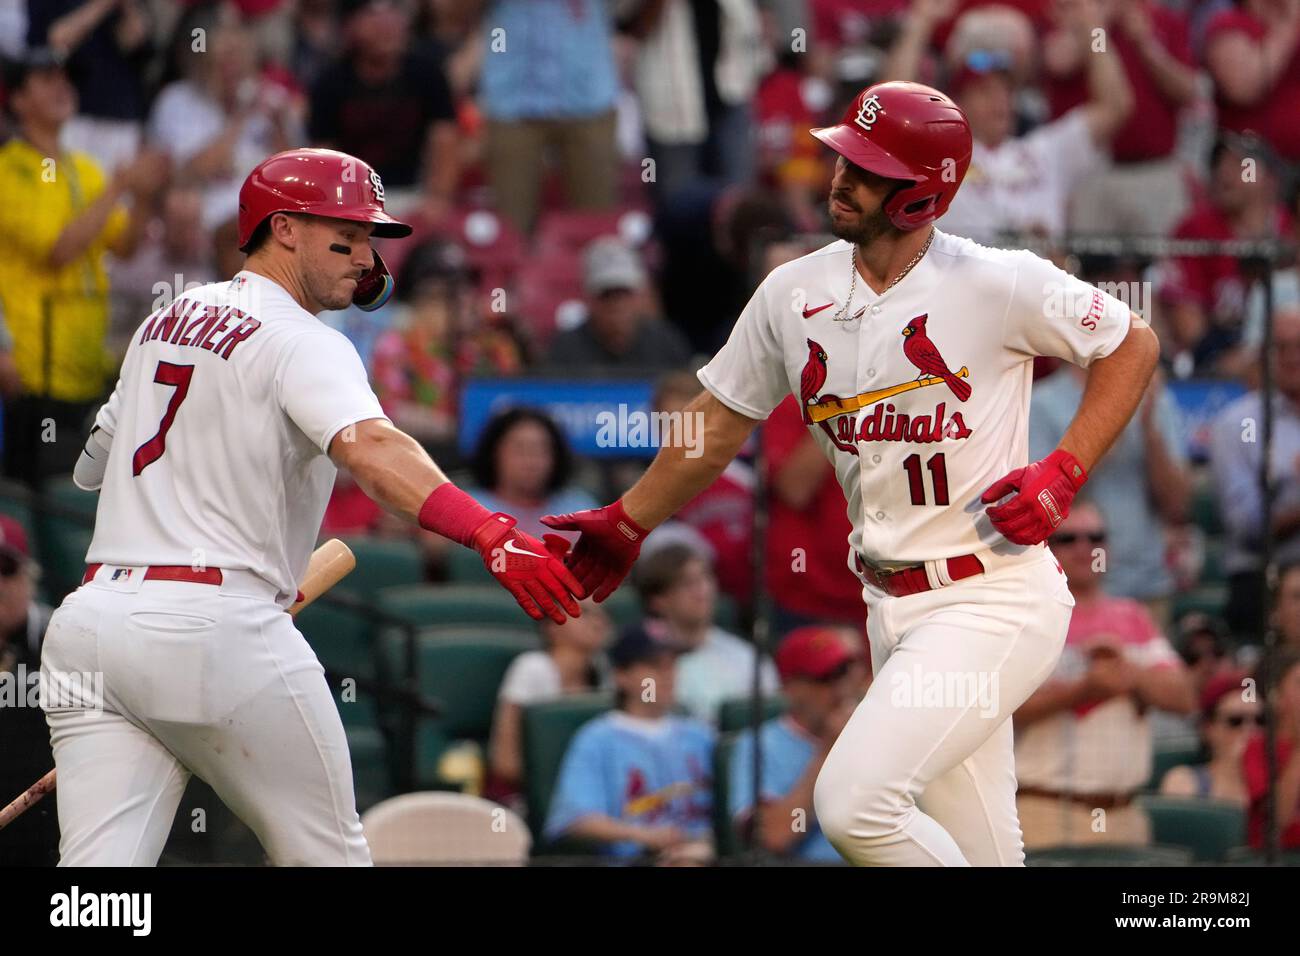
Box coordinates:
[40,567,371,866]
[814,547,1073,866]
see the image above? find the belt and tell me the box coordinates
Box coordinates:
[83,563,224,586]
[855,552,985,597]
[1017,786,1135,810]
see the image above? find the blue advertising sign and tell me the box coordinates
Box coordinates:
[459,378,660,458]
[1168,378,1248,464]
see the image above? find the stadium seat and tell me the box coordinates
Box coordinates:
[1171,585,1229,622]
[1200,536,1226,585]
[1223,846,1300,866]
[34,477,98,596]
[713,732,743,858]
[347,724,393,814]
[376,583,533,628]
[296,596,376,682]
[516,250,585,343]
[534,208,652,256]
[714,592,742,632]
[379,629,536,739]
[1138,796,1246,863]
[445,544,494,584]
[1190,481,1223,536]
[600,588,643,630]
[521,692,615,841]
[0,479,35,539]
[717,694,788,733]
[378,629,536,785]
[361,792,531,865]
[338,536,425,593]
[1146,738,1204,791]
[1025,844,1194,866]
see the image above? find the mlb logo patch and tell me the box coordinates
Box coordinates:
[111,568,133,581]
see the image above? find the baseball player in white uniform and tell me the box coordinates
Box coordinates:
[40,148,584,866]
[542,82,1160,866]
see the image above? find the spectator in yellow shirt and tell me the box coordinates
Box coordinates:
[0,47,166,486]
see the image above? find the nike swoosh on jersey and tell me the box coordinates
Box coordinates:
[802,302,834,318]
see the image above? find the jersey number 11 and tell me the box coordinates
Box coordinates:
[902,452,949,506]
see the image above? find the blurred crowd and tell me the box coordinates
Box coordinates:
[2,0,1300,864]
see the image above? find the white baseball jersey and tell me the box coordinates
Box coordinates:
[84,270,387,603]
[697,230,1132,570]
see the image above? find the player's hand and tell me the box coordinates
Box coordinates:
[979,449,1088,546]
[539,499,649,602]
[470,514,585,625]
[1081,653,1138,701]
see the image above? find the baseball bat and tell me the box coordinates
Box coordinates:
[0,538,357,832]
[807,366,970,424]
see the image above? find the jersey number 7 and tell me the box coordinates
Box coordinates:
[132,361,195,476]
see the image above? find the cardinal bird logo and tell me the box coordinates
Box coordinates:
[799,339,829,423]
[901,314,972,402]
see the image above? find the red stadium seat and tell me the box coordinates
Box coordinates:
[516,251,587,345]
[534,208,654,257]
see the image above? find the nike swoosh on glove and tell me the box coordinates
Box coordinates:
[471,513,585,624]
[979,449,1088,546]
[539,499,648,603]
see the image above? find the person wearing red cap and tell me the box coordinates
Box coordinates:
[729,626,868,862]
[38,148,584,867]
[1160,669,1258,805]
[0,514,58,864]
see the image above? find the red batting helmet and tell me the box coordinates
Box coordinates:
[237,148,413,252]
[811,81,973,231]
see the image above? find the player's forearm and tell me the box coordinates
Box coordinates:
[881,12,932,83]
[1082,26,1135,143]
[331,419,452,522]
[755,758,824,853]
[621,391,759,529]
[49,181,127,269]
[1133,36,1197,106]
[1142,423,1191,524]
[1057,322,1158,472]
[1134,666,1196,715]
[46,0,117,54]
[1014,679,1089,727]
[565,814,651,847]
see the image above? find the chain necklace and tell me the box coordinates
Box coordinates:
[836,229,935,322]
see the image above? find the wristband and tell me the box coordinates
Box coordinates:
[417,483,494,547]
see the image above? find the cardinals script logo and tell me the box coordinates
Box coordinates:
[798,316,973,454]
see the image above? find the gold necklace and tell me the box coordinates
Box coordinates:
[837,229,935,322]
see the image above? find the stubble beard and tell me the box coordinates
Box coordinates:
[828,203,897,247]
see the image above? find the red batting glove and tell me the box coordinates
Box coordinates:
[539,499,649,602]
[979,449,1088,546]
[470,514,585,624]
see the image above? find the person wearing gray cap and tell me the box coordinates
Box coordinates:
[544,237,692,375]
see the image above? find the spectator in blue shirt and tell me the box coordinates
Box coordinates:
[1210,310,1300,639]
[471,0,620,233]
[544,621,715,863]
[730,626,868,863]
